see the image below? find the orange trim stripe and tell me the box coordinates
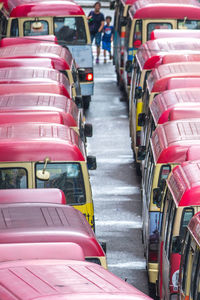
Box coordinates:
[121,32,126,38]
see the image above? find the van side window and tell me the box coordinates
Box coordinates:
[179,208,194,238]
[125,17,131,48]
[0,11,7,37]
[117,3,123,34]
[133,20,142,49]
[190,248,200,300]
[158,165,171,189]
[181,231,191,293]
[164,193,176,258]
[10,18,19,37]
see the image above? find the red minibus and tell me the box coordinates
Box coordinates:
[123,0,200,94]
[142,119,200,288]
[4,0,94,108]
[0,122,96,228]
[0,259,152,300]
[0,203,106,267]
[130,39,200,167]
[158,160,200,300]
[150,29,200,40]
[0,43,82,100]
[0,242,84,262]
[179,210,200,300]
[0,188,66,204]
[0,93,91,138]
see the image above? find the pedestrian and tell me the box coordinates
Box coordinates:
[102,16,114,63]
[88,1,105,64]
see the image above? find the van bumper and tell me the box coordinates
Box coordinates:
[148,262,159,284]
[80,82,94,96]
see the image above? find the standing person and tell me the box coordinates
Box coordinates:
[102,16,114,63]
[88,2,105,64]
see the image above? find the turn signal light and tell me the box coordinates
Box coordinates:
[86,73,93,81]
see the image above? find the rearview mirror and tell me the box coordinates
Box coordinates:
[84,123,93,137]
[137,146,146,161]
[138,113,146,127]
[125,60,133,73]
[100,241,107,253]
[75,96,83,108]
[135,86,143,99]
[32,21,42,30]
[153,187,162,208]
[172,236,183,254]
[110,0,115,10]
[87,156,97,170]
[120,16,127,27]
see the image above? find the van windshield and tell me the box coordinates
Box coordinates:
[0,168,27,189]
[35,162,86,205]
[54,17,87,44]
[23,20,49,36]
[178,20,200,29]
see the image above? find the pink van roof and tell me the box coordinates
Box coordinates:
[186,146,200,161]
[0,123,85,162]
[0,36,58,47]
[169,106,200,121]
[150,29,200,40]
[0,188,66,204]
[0,93,79,127]
[147,62,200,93]
[0,43,73,70]
[0,83,70,97]
[167,161,200,207]
[0,259,152,300]
[129,0,200,19]
[188,212,200,246]
[0,58,55,69]
[150,89,200,125]
[6,0,85,17]
[150,120,200,164]
[0,242,84,262]
[0,203,104,257]
[167,77,200,90]
[136,38,200,70]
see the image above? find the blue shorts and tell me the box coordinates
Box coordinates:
[102,41,111,52]
[90,32,102,47]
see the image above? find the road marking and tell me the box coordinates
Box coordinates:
[96,158,133,164]
[108,261,146,270]
[93,186,140,196]
[95,220,142,228]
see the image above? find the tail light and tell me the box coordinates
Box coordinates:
[86,73,93,81]
[127,74,131,86]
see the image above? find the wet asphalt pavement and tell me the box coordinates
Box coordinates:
[85,56,149,294]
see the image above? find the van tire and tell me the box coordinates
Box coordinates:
[83,96,91,110]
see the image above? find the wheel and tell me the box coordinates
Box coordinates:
[83,96,91,110]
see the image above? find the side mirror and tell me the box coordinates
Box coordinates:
[172,236,183,254]
[84,123,93,137]
[36,157,50,181]
[125,60,133,73]
[75,96,83,108]
[110,0,115,10]
[100,241,107,253]
[87,156,97,170]
[138,113,146,127]
[137,146,146,161]
[120,16,127,27]
[135,86,143,99]
[153,187,162,208]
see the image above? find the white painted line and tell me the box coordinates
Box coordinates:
[108,261,146,270]
[95,220,142,228]
[96,158,133,164]
[93,186,140,196]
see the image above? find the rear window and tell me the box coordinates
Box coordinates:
[54,17,87,44]
[23,20,49,36]
[10,19,19,37]
[147,23,172,40]
[178,20,200,29]
[0,168,28,189]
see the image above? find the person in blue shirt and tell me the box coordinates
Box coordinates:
[88,2,105,64]
[102,16,114,63]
